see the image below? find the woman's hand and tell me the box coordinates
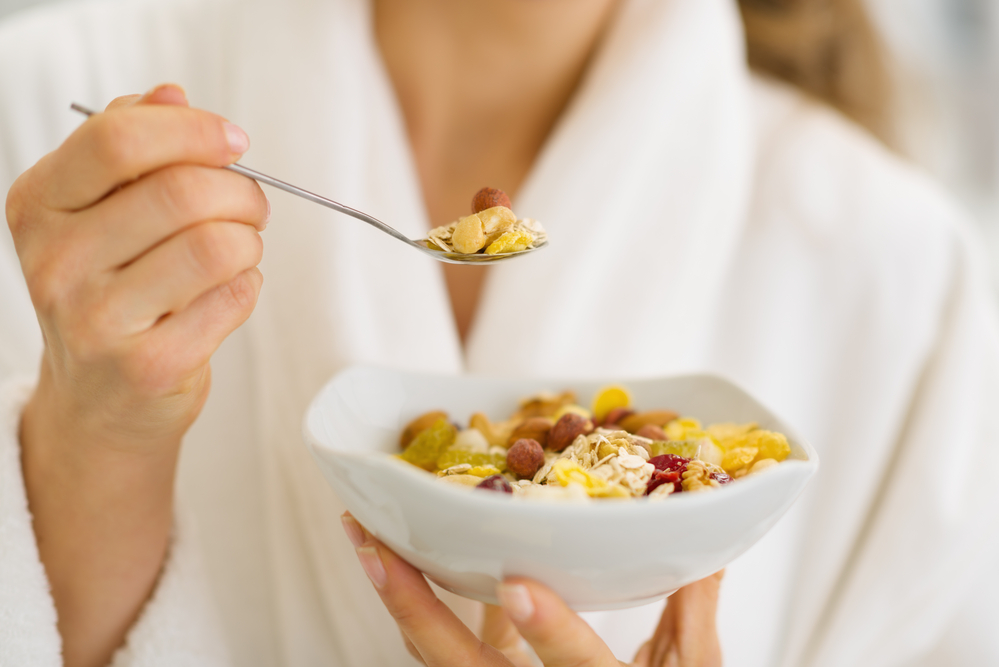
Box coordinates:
[342,513,724,666]
[6,84,268,667]
[9,84,267,454]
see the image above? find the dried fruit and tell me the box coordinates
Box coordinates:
[649,439,700,459]
[437,450,506,472]
[591,385,631,423]
[635,424,667,440]
[508,417,553,447]
[619,410,679,433]
[401,410,449,448]
[485,228,533,255]
[746,430,791,463]
[399,418,456,470]
[721,447,758,474]
[451,214,486,253]
[472,187,512,213]
[507,438,546,478]
[476,474,513,493]
[548,413,594,452]
[646,454,689,495]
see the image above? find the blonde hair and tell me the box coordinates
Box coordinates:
[738,0,890,141]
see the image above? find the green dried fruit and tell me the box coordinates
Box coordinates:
[649,440,699,459]
[399,419,456,471]
[436,449,507,472]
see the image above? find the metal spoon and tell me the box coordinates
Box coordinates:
[71,103,546,265]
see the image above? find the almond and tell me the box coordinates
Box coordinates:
[508,417,553,447]
[619,410,679,433]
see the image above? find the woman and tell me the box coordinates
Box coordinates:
[1,0,998,665]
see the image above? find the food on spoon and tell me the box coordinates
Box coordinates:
[472,186,513,213]
[425,187,546,255]
[396,386,793,500]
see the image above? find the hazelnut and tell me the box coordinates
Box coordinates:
[548,413,594,452]
[620,410,678,434]
[635,424,668,441]
[400,410,448,448]
[508,417,553,448]
[471,187,512,214]
[601,407,634,427]
[507,439,545,478]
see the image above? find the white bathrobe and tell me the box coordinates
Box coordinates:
[1,0,998,665]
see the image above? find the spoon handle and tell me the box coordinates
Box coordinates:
[69,103,417,248]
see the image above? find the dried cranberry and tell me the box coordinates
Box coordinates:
[476,474,513,494]
[646,454,689,495]
[710,470,732,485]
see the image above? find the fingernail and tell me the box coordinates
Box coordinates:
[497,583,534,623]
[341,514,364,548]
[142,83,188,103]
[224,122,250,154]
[357,546,387,589]
[264,198,271,225]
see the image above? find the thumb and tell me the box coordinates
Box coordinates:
[497,578,621,667]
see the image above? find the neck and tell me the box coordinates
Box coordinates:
[375,0,620,225]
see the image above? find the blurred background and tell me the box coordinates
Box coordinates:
[2,0,998,289]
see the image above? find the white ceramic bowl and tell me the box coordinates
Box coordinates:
[303,366,818,611]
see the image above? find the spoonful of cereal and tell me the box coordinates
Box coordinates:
[71,103,548,265]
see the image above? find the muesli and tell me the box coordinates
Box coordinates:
[425,187,547,255]
[396,386,791,500]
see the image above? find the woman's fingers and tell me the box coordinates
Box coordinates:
[497,578,622,667]
[77,164,268,269]
[107,220,263,333]
[480,605,539,667]
[647,572,724,667]
[32,102,248,212]
[342,514,510,667]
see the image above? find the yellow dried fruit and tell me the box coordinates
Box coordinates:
[485,228,533,255]
[399,419,457,471]
[551,460,629,498]
[452,214,486,254]
[664,417,707,442]
[706,422,758,447]
[591,385,631,423]
[746,430,790,462]
[467,465,502,477]
[721,446,758,474]
[649,440,700,459]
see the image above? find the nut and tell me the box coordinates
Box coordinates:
[619,410,679,433]
[507,439,545,478]
[470,412,515,448]
[548,413,594,452]
[601,407,634,427]
[451,214,486,253]
[478,206,517,244]
[516,391,577,420]
[508,417,553,447]
[471,187,512,213]
[635,424,667,441]
[400,410,449,448]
